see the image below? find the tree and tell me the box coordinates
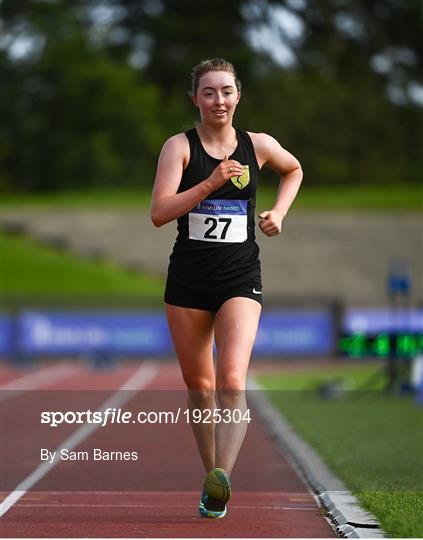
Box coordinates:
[0,0,421,191]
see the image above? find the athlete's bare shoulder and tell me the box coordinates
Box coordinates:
[160,132,190,170]
[247,131,300,175]
[164,132,189,147]
[247,131,278,147]
[247,132,279,169]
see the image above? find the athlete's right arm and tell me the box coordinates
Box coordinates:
[151,134,243,227]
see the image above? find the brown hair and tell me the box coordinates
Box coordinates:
[190,58,241,97]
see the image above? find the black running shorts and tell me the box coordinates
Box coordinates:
[164,276,263,312]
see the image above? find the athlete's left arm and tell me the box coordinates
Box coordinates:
[250,132,303,237]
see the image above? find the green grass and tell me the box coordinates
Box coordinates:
[1,188,152,209]
[1,231,164,299]
[258,184,423,212]
[257,363,423,537]
[2,183,422,211]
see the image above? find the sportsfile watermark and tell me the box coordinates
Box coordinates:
[41,407,252,427]
[3,389,419,492]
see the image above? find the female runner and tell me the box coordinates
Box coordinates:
[151,58,303,518]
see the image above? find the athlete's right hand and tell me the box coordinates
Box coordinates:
[208,155,244,189]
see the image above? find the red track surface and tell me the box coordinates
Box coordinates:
[1,359,336,538]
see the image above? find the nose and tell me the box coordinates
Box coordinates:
[214,92,224,105]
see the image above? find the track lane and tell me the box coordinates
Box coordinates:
[1,360,335,537]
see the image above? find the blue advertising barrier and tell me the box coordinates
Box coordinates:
[0,314,13,357]
[254,310,334,356]
[3,308,422,360]
[0,308,335,359]
[19,311,173,357]
[344,308,423,334]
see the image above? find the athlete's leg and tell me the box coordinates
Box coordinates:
[165,303,216,473]
[213,297,262,474]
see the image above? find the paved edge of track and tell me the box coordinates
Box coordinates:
[0,362,159,518]
[248,376,386,539]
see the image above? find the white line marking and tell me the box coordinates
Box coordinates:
[0,362,159,518]
[1,363,78,401]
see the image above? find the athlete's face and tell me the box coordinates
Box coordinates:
[192,71,240,125]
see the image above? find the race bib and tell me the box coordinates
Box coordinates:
[189,199,248,243]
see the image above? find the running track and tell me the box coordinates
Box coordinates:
[0,359,336,537]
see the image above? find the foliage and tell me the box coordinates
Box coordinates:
[1,32,164,190]
[0,0,422,192]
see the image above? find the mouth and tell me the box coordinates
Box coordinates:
[213,110,227,115]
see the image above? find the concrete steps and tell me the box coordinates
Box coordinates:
[2,209,422,306]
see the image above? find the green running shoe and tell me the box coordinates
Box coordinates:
[198,467,231,518]
[198,487,227,519]
[204,468,231,503]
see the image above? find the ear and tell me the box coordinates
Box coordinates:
[236,91,241,104]
[191,94,199,108]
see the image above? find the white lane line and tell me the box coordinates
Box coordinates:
[1,363,79,401]
[0,361,159,518]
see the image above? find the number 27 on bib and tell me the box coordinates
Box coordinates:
[188,199,248,243]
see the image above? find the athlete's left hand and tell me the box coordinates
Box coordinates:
[258,210,284,237]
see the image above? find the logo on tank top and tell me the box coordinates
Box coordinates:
[231,165,250,190]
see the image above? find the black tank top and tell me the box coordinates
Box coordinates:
[167,127,261,291]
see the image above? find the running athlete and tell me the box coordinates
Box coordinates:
[151,58,303,518]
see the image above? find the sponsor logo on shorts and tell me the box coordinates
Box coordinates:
[252,288,262,295]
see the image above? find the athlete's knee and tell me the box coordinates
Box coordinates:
[187,382,215,407]
[216,371,246,392]
[184,374,215,393]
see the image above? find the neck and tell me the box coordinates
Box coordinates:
[196,122,236,143]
